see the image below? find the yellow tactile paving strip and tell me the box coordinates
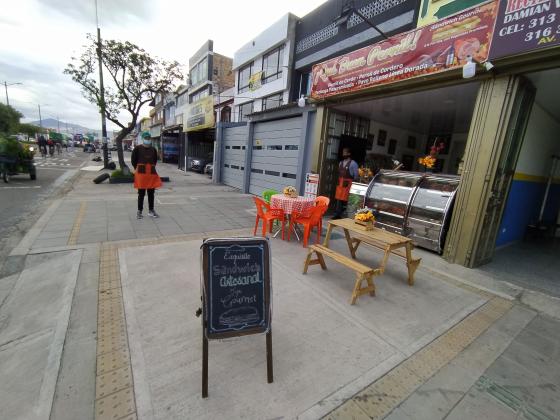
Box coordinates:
[67,201,87,246]
[94,228,252,420]
[325,297,514,419]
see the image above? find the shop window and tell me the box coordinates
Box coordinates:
[253,145,263,150]
[231,165,239,169]
[238,62,254,94]
[224,164,230,168]
[266,145,282,150]
[190,87,209,103]
[262,93,283,111]
[232,146,241,149]
[238,102,254,122]
[251,168,263,174]
[190,57,208,86]
[282,173,296,179]
[388,139,397,155]
[407,136,416,149]
[285,145,298,150]
[225,146,231,149]
[265,170,280,176]
[262,46,284,83]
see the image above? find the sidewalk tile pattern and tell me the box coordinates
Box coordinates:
[326,297,513,419]
[67,202,87,245]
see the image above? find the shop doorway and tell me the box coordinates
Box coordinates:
[319,82,480,252]
[480,68,560,296]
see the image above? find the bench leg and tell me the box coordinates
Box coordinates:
[366,273,376,296]
[303,249,313,274]
[303,250,327,274]
[350,273,376,305]
[350,273,364,305]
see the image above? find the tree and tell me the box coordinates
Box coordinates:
[0,103,23,134]
[65,35,183,169]
[18,123,44,139]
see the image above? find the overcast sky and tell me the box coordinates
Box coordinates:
[0,0,326,132]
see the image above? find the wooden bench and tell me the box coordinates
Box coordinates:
[350,234,421,285]
[303,244,380,305]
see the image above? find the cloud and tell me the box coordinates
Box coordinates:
[35,0,153,25]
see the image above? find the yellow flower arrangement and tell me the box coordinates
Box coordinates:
[358,167,374,178]
[283,186,297,197]
[354,207,375,223]
[418,155,436,169]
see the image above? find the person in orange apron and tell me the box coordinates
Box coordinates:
[333,148,358,219]
[131,132,162,219]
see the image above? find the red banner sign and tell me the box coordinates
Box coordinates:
[310,0,498,100]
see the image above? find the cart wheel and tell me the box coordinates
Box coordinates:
[30,173,36,180]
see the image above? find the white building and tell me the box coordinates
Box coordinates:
[232,13,298,122]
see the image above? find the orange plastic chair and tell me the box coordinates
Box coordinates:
[314,196,330,233]
[253,196,286,239]
[289,204,328,247]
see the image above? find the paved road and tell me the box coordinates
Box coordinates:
[0,149,94,261]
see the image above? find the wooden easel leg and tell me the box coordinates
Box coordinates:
[202,332,208,398]
[266,330,274,383]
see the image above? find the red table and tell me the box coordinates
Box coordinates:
[270,194,315,240]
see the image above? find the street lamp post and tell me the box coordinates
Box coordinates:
[3,81,22,106]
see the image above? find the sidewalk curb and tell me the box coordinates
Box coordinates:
[9,198,63,256]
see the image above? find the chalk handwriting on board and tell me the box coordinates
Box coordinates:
[202,238,271,339]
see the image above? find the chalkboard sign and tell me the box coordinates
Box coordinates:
[201,238,271,339]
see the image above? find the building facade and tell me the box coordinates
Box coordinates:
[178,40,234,171]
[216,0,560,271]
[232,13,299,122]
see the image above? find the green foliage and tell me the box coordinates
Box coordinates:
[0,134,34,160]
[111,168,133,179]
[0,103,23,134]
[18,123,44,137]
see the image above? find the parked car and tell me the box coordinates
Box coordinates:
[204,163,213,177]
[189,152,213,173]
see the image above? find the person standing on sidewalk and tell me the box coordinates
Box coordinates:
[131,132,162,219]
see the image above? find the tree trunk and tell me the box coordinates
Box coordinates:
[115,128,132,172]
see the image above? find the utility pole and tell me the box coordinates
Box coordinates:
[95,0,109,168]
[3,81,22,106]
[38,104,43,129]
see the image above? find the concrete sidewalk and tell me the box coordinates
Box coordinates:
[1,162,559,420]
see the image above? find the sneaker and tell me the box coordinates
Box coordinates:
[137,211,143,219]
[148,210,159,218]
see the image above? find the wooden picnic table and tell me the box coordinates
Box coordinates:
[303,218,421,304]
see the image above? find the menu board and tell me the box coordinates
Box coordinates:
[311,1,498,100]
[490,0,560,59]
[201,238,271,339]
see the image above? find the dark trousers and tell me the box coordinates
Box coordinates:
[138,189,155,212]
[334,199,347,218]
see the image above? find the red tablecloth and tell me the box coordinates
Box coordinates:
[270,194,315,215]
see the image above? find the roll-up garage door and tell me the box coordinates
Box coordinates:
[221,125,247,190]
[249,117,302,196]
